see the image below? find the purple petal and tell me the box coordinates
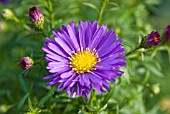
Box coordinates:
[46,54,69,63]
[60,70,74,78]
[46,77,61,86]
[98,39,123,58]
[47,42,69,57]
[102,80,110,90]
[97,29,117,51]
[63,72,76,88]
[78,20,86,50]
[82,73,90,87]
[93,83,102,94]
[70,84,77,98]
[79,74,85,86]
[54,37,73,55]
[77,83,83,96]
[89,25,107,50]
[49,66,70,73]
[66,23,80,51]
[88,72,102,85]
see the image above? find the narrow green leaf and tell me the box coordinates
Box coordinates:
[101,87,114,107]
[85,105,96,112]
[82,3,99,12]
[108,2,119,7]
[37,87,56,108]
[99,104,107,112]
[136,48,145,53]
[19,75,28,93]
[144,63,163,77]
[116,104,119,114]
[28,97,35,112]
[165,45,170,61]
[17,93,29,110]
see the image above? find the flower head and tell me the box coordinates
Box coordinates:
[145,31,161,47]
[29,6,44,29]
[165,25,170,40]
[42,20,126,99]
[19,57,33,70]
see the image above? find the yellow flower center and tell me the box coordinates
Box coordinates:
[70,49,99,74]
[154,37,158,42]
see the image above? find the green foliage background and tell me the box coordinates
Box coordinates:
[0,0,170,114]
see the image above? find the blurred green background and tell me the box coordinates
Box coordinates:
[0,0,170,114]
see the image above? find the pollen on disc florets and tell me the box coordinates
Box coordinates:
[69,48,99,74]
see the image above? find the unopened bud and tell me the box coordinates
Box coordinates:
[145,31,161,47]
[1,9,14,20]
[164,25,170,40]
[19,57,34,70]
[29,6,44,29]
[151,83,160,94]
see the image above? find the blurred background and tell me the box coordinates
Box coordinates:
[0,0,170,114]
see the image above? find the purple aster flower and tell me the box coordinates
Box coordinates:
[42,20,126,99]
[29,6,44,29]
[145,31,161,47]
[19,57,33,70]
[165,25,170,40]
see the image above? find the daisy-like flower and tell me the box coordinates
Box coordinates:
[42,20,126,99]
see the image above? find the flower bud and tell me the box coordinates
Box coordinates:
[19,57,33,70]
[29,6,44,29]
[1,9,14,20]
[0,21,7,31]
[145,31,161,47]
[151,84,160,95]
[165,25,170,40]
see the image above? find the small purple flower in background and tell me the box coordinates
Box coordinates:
[0,0,8,4]
[165,25,170,40]
[42,20,126,99]
[29,6,44,29]
[145,31,161,47]
[19,57,33,70]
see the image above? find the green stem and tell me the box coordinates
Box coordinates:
[23,24,33,32]
[13,16,33,32]
[81,96,89,113]
[13,16,20,23]
[125,41,170,57]
[47,0,54,29]
[41,28,49,37]
[97,0,107,23]
[125,47,140,57]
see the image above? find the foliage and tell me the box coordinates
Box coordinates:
[0,0,170,114]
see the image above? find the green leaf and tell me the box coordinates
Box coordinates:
[165,45,170,61]
[37,87,56,108]
[116,105,119,114]
[28,97,35,112]
[19,75,28,93]
[101,87,115,107]
[85,105,96,112]
[99,104,107,112]
[136,48,145,53]
[82,3,99,12]
[17,93,29,110]
[143,63,163,77]
[108,2,119,7]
